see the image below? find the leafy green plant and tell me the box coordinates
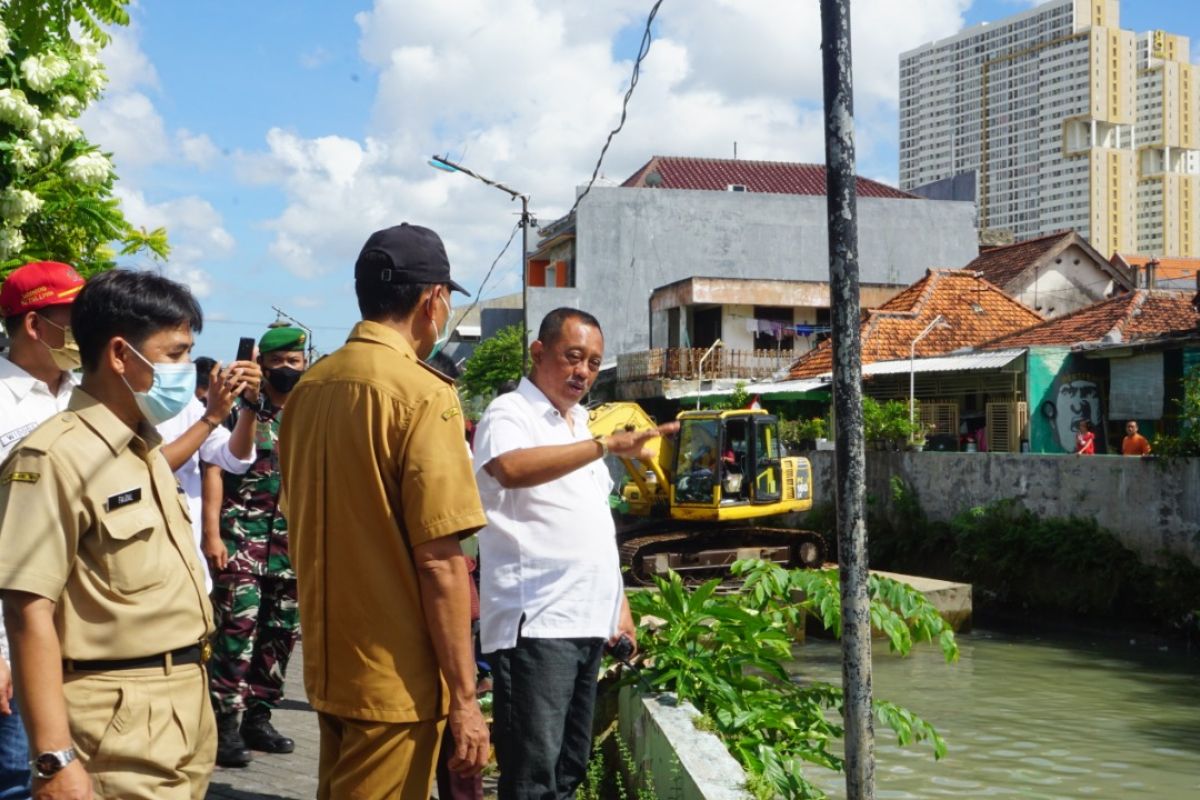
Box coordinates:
[1153,365,1200,457]
[862,397,920,445]
[459,324,524,400]
[781,416,829,447]
[703,381,750,411]
[628,562,957,799]
[578,729,660,800]
[869,479,1200,630]
[1,0,168,279]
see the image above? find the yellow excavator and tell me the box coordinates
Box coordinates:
[587,403,826,585]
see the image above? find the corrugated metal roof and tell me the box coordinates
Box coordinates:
[668,378,830,400]
[841,348,1025,378]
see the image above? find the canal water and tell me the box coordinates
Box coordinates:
[799,626,1200,798]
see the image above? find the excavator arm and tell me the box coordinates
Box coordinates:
[587,402,675,507]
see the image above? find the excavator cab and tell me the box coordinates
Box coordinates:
[587,402,824,583]
[671,410,792,516]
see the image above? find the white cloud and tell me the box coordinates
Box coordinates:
[177,130,220,169]
[80,90,171,168]
[243,0,971,292]
[81,24,224,172]
[115,188,236,299]
[98,23,160,94]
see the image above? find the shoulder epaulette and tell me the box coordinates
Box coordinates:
[10,411,78,455]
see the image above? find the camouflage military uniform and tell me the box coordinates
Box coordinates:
[209,399,299,715]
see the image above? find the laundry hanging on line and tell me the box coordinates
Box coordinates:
[743,319,828,338]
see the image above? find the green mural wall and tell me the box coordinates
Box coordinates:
[1027,346,1109,453]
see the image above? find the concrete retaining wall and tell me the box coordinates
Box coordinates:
[617,686,752,800]
[804,452,1200,568]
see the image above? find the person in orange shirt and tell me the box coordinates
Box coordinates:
[1121,420,1152,456]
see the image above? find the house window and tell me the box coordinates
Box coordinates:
[752,306,794,351]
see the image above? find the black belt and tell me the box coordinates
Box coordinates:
[64,643,209,673]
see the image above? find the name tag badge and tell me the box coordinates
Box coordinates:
[105,487,143,511]
[0,423,37,448]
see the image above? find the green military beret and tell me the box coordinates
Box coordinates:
[259,326,307,354]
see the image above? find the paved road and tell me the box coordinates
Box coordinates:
[205,643,497,799]
[204,642,320,800]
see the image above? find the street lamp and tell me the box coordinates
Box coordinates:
[696,339,724,410]
[909,315,950,432]
[429,155,534,370]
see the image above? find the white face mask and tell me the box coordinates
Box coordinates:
[425,293,452,363]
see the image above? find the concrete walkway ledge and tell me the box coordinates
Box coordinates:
[617,684,753,800]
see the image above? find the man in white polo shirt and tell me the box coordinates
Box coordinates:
[472,308,675,800]
[0,261,86,800]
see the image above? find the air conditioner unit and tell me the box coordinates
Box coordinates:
[986,401,1028,453]
[919,402,959,436]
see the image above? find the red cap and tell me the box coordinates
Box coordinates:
[0,261,85,317]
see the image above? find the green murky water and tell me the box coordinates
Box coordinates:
[800,627,1200,799]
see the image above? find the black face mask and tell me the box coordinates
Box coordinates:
[266,366,303,394]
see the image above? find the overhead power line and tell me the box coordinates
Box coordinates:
[567,0,665,218]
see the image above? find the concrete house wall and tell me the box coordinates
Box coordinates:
[1014,243,1122,317]
[526,186,980,357]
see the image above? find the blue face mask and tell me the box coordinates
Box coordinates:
[425,293,453,364]
[121,342,197,426]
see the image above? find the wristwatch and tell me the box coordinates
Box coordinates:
[240,393,267,414]
[31,747,76,779]
[594,434,609,458]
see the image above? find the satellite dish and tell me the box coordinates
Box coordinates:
[645,170,662,187]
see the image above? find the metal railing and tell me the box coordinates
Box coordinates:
[617,348,790,382]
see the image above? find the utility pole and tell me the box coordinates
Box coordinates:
[429,155,534,371]
[819,1,875,798]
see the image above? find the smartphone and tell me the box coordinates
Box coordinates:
[236,337,255,362]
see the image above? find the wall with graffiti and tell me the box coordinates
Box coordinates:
[1027,347,1109,454]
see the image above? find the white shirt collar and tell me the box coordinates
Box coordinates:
[516,377,587,426]
[0,356,76,403]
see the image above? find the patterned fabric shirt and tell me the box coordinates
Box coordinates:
[220,404,292,578]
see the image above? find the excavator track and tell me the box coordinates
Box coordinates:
[619,526,827,586]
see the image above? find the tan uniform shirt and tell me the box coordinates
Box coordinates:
[0,389,214,660]
[279,320,486,723]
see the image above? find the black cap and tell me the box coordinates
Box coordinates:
[354,223,469,295]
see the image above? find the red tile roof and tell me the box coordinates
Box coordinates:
[622,156,917,199]
[788,270,1044,378]
[964,230,1123,292]
[979,289,1199,349]
[1111,253,1200,289]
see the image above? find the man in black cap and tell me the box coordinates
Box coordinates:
[279,224,489,799]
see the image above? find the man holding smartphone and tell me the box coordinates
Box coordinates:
[157,347,262,589]
[206,326,307,768]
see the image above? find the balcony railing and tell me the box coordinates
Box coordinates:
[617,348,792,382]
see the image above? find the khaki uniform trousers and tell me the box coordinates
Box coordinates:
[62,662,216,800]
[317,712,444,800]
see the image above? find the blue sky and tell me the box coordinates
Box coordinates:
[83,0,1196,359]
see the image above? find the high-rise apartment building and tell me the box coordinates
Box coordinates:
[900,0,1199,258]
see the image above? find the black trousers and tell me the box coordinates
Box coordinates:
[487,636,605,800]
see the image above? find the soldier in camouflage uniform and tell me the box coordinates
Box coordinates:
[208,326,307,768]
